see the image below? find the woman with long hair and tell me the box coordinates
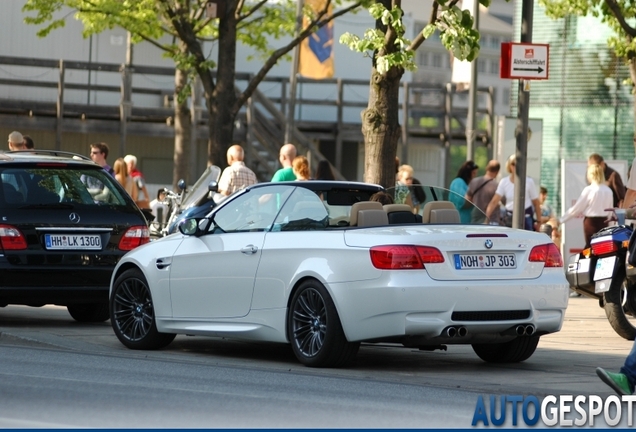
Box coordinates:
[560,163,613,248]
[292,156,311,181]
[449,160,478,224]
[113,157,138,202]
[315,159,335,180]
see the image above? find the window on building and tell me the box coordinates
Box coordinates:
[418,51,428,67]
[478,58,487,73]
[432,53,443,68]
[503,88,510,104]
[490,35,500,49]
[489,59,499,75]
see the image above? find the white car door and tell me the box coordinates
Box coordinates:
[169,185,294,319]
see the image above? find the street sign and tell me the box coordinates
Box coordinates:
[500,42,549,80]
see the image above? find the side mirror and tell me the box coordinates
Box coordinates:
[177,179,187,192]
[178,218,199,236]
[208,181,218,193]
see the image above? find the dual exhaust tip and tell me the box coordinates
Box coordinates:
[445,326,468,338]
[443,324,535,338]
[515,324,535,336]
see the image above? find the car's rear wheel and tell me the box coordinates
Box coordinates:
[288,279,359,368]
[471,336,540,363]
[110,268,175,350]
[604,278,636,341]
[67,303,109,322]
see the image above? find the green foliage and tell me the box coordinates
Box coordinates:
[540,0,636,67]
[340,0,487,75]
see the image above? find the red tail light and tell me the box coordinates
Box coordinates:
[118,225,150,251]
[590,241,618,256]
[0,224,27,250]
[529,243,563,267]
[370,245,444,270]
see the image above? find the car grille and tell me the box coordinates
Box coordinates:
[451,310,531,321]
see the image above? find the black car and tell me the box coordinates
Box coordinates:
[0,150,150,322]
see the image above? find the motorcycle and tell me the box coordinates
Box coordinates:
[149,165,221,239]
[565,209,636,340]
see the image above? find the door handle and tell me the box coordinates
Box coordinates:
[241,245,258,255]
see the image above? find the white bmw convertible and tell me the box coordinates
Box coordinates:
[109,181,568,368]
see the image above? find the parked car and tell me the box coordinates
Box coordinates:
[109,181,568,367]
[0,150,150,322]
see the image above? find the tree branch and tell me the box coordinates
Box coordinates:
[234,1,363,111]
[604,0,636,38]
[237,0,268,23]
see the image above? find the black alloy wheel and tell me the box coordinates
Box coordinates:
[288,279,358,368]
[110,268,175,350]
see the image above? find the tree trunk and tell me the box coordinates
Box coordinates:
[361,0,404,189]
[173,68,190,190]
[630,57,636,151]
[362,67,404,188]
[207,0,239,168]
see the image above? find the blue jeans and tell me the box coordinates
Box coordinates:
[620,340,636,392]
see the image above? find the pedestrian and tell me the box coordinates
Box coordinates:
[124,154,150,209]
[449,160,479,224]
[315,159,335,180]
[623,156,636,208]
[89,142,114,176]
[370,191,394,205]
[23,135,34,149]
[395,164,414,209]
[485,154,542,231]
[218,144,257,196]
[559,163,612,248]
[596,344,636,395]
[7,131,25,151]
[465,159,500,224]
[589,153,625,208]
[409,178,426,215]
[113,157,138,202]
[150,188,169,226]
[292,156,311,181]
[272,143,297,182]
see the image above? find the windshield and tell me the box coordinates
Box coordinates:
[0,165,131,208]
[180,165,222,210]
[385,185,489,225]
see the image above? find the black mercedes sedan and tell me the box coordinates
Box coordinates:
[0,150,149,322]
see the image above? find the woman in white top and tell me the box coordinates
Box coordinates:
[560,163,613,248]
[485,154,542,231]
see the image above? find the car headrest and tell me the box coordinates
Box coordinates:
[349,201,383,226]
[421,201,455,223]
[357,209,389,227]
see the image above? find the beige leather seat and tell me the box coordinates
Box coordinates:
[349,201,383,226]
[357,209,389,227]
[422,201,459,224]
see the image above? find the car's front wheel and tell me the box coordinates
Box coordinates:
[288,279,359,368]
[471,336,540,363]
[110,268,175,350]
[67,303,109,322]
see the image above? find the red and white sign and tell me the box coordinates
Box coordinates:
[500,42,549,80]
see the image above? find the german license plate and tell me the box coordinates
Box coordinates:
[594,256,616,281]
[45,234,102,250]
[454,253,516,269]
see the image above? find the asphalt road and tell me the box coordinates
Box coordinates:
[0,297,634,428]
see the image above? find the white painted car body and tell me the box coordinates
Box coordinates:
[110,182,569,367]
